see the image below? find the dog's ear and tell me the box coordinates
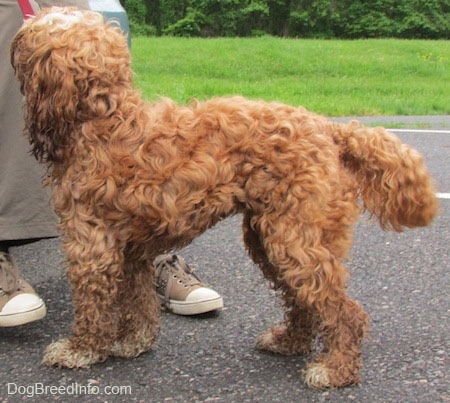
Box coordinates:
[10,9,131,164]
[9,40,85,163]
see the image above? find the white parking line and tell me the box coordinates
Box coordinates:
[388,129,450,134]
[436,193,450,199]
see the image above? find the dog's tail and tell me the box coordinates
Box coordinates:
[332,121,438,231]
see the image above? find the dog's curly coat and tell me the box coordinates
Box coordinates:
[11,7,438,388]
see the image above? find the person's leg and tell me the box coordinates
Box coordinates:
[0,0,58,326]
[0,0,59,243]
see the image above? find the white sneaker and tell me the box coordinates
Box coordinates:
[0,252,46,327]
[154,254,223,315]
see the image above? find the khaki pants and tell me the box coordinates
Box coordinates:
[0,0,60,241]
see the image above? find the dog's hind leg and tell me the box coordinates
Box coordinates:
[248,212,369,388]
[110,255,160,358]
[303,280,369,388]
[243,213,318,356]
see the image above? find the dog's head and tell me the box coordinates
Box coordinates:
[10,7,132,163]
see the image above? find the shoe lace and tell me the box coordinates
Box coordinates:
[155,254,201,288]
[0,252,20,294]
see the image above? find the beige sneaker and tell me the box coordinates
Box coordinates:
[154,254,223,315]
[0,252,47,327]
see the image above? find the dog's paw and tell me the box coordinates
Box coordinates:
[110,329,157,358]
[303,363,332,388]
[109,342,149,358]
[43,338,106,368]
[303,360,360,388]
[110,321,159,358]
[255,324,312,355]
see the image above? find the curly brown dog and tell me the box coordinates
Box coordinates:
[11,7,437,388]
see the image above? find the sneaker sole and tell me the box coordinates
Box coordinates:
[162,296,223,316]
[0,303,47,327]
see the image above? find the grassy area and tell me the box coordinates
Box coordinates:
[131,37,449,117]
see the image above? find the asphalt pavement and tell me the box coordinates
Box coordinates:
[1,116,448,402]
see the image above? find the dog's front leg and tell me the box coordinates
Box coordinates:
[110,255,161,358]
[43,224,125,368]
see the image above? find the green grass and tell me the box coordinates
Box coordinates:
[131,37,449,116]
